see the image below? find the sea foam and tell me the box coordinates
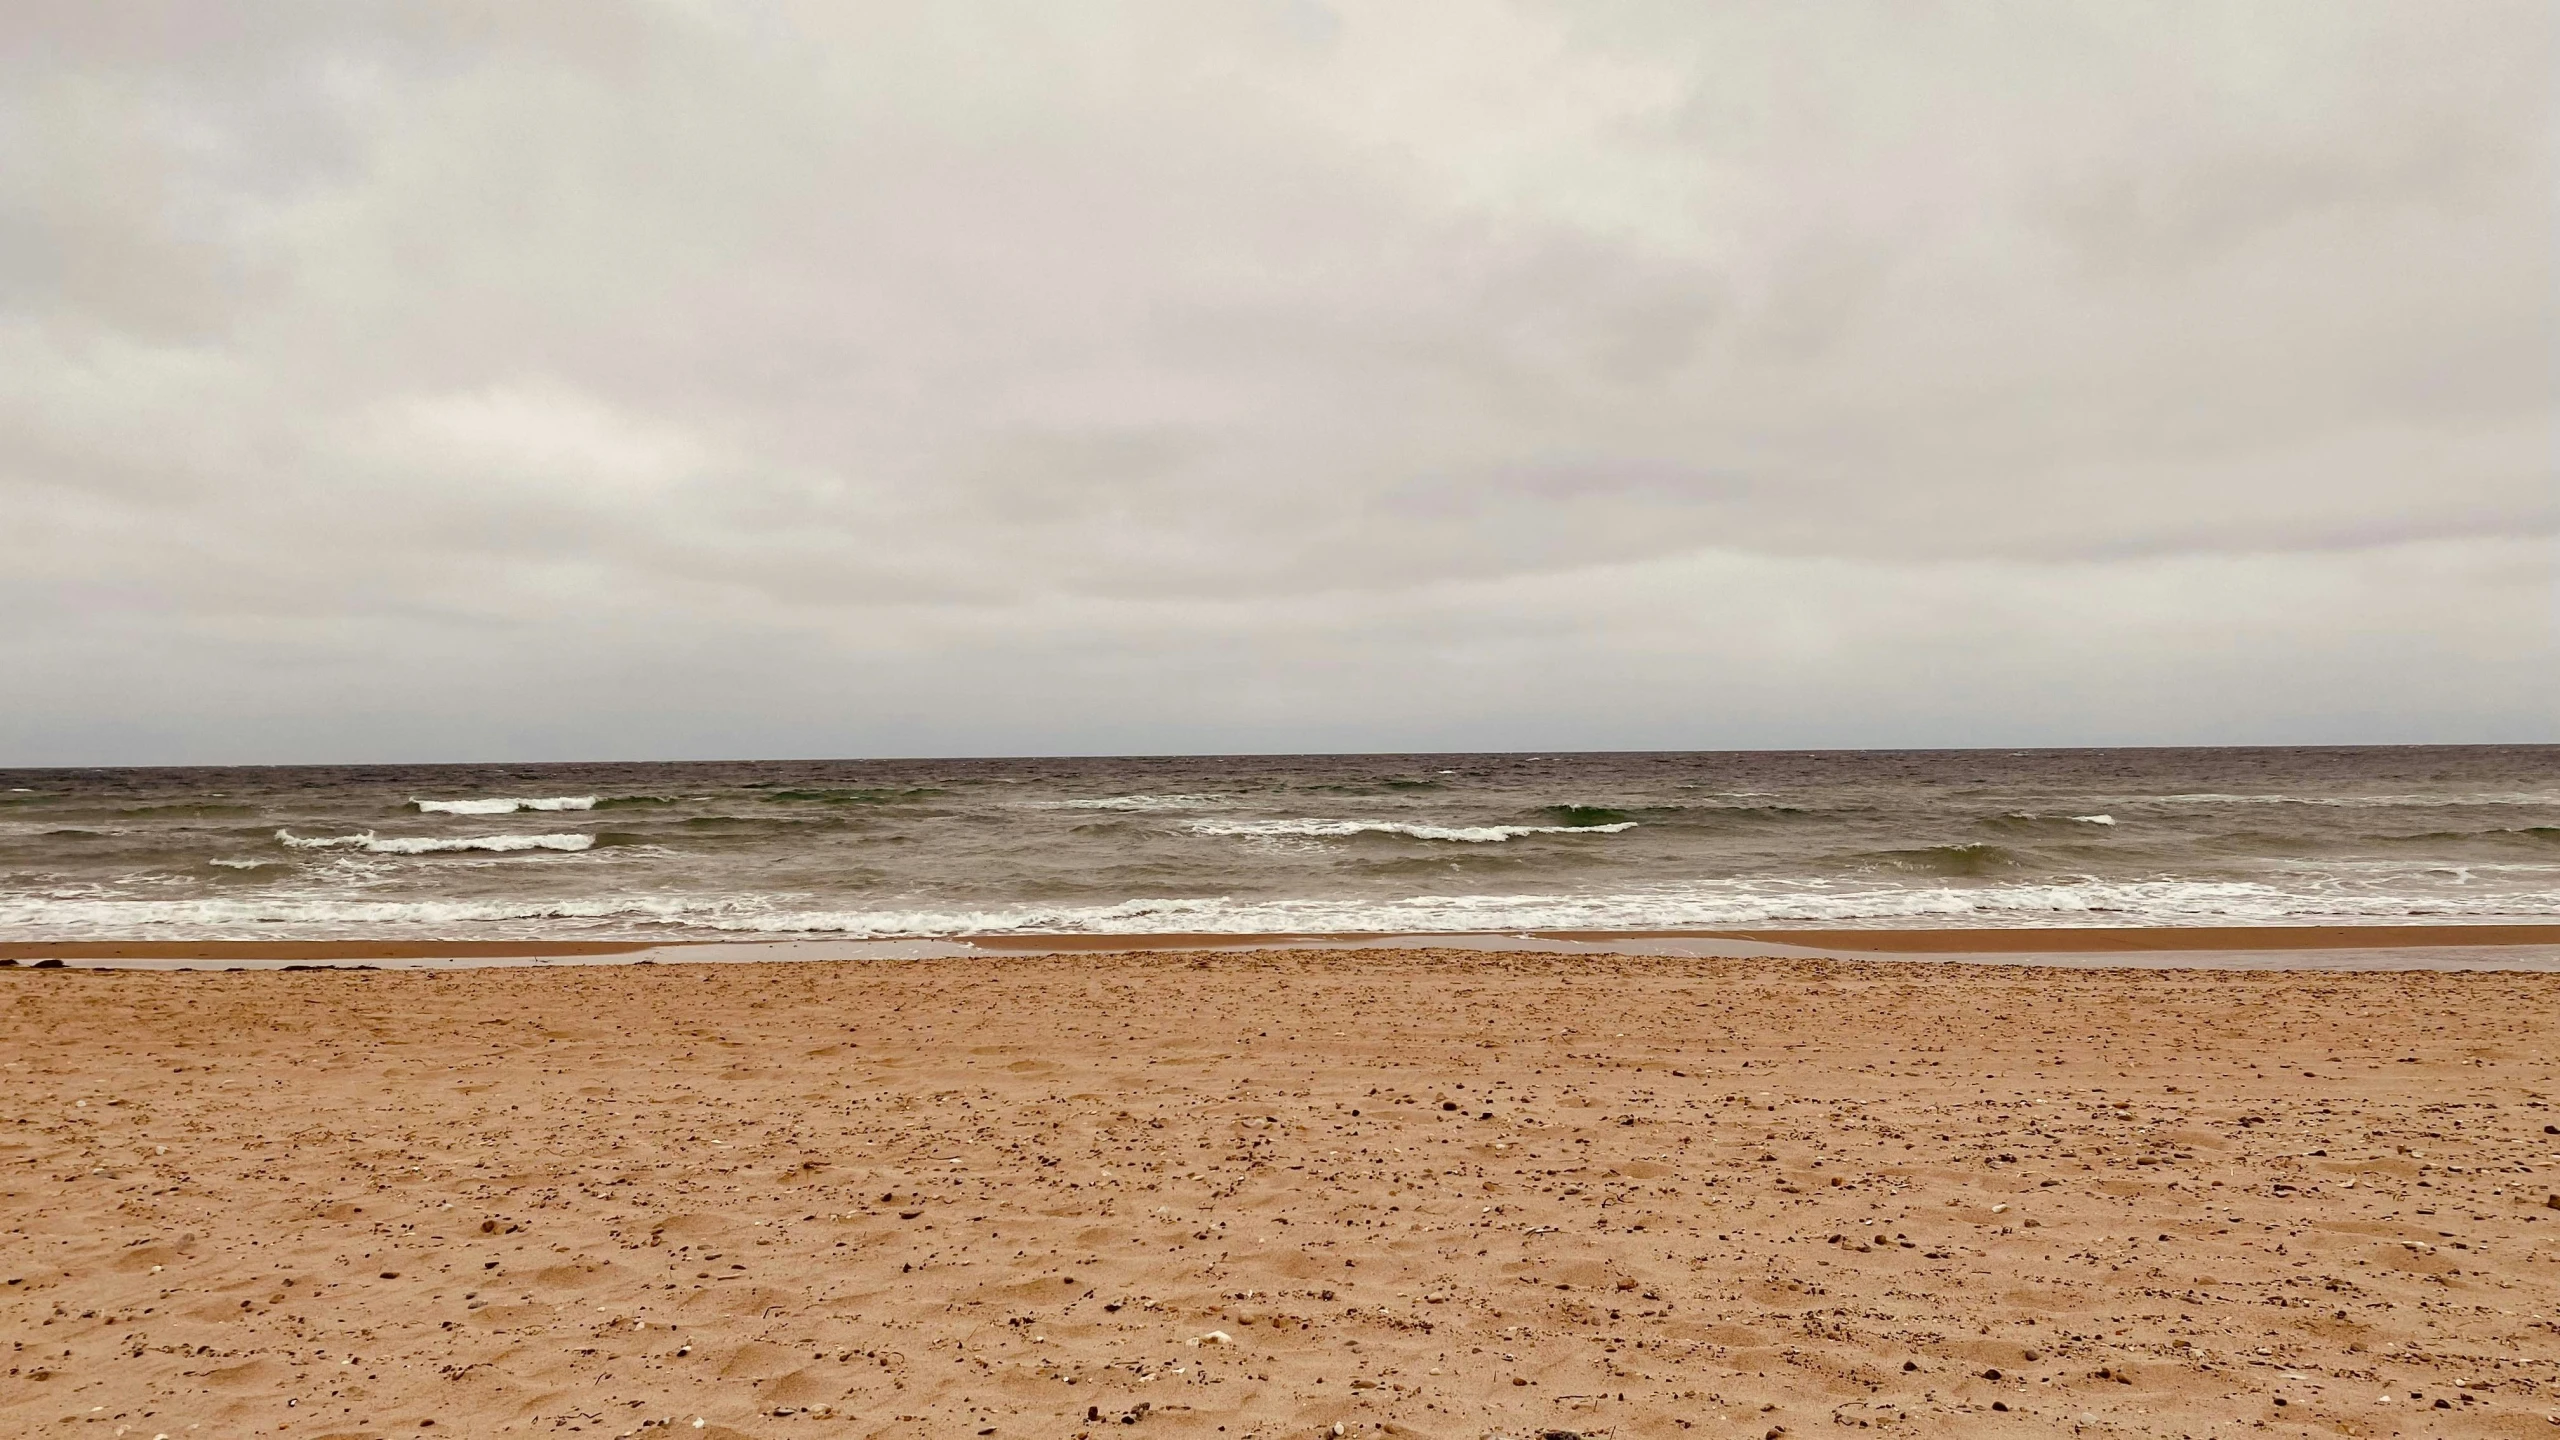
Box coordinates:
[1188,818,1638,843]
[277,829,595,855]
[2150,792,2560,807]
[1021,795,1225,811]
[10,873,2559,945]
[411,797,597,815]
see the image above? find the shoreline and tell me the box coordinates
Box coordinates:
[7,920,2560,967]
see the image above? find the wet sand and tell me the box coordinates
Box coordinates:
[5,946,2558,1438]
[10,922,2560,968]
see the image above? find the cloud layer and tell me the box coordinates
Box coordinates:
[4,1,2552,763]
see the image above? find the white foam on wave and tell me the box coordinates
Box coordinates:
[412,797,597,815]
[1019,795,1225,812]
[2150,792,2560,808]
[1189,818,1639,843]
[2073,814,2116,825]
[276,829,595,855]
[9,873,2560,943]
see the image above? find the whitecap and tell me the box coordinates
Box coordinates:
[276,829,594,855]
[14,873,2560,945]
[2072,814,2117,825]
[2149,792,2560,808]
[1019,794,1225,812]
[411,796,598,815]
[1187,818,1637,843]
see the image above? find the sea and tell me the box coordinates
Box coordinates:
[1,747,2554,942]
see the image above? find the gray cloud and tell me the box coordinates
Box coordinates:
[2,0,2551,763]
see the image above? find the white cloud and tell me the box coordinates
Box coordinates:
[1,0,2550,762]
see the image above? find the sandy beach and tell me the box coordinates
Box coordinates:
[6,944,2559,1438]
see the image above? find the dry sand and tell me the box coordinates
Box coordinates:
[5,947,2559,1439]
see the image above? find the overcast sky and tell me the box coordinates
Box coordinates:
[4,1,2552,765]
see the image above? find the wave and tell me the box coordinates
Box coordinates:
[9,875,2559,942]
[1020,794,1224,811]
[2148,793,2560,808]
[1870,843,2024,877]
[757,787,946,805]
[1542,805,1635,827]
[676,814,855,829]
[1680,803,1811,818]
[411,797,596,815]
[1188,818,1639,843]
[114,802,261,818]
[276,829,595,855]
[2374,826,2560,846]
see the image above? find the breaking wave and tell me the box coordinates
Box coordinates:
[1021,795,1225,811]
[411,797,597,815]
[7,875,2558,943]
[277,829,595,855]
[1188,818,1639,843]
[2148,793,2560,808]
[1992,812,2117,829]
[1871,843,2024,877]
[10,749,2557,946]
